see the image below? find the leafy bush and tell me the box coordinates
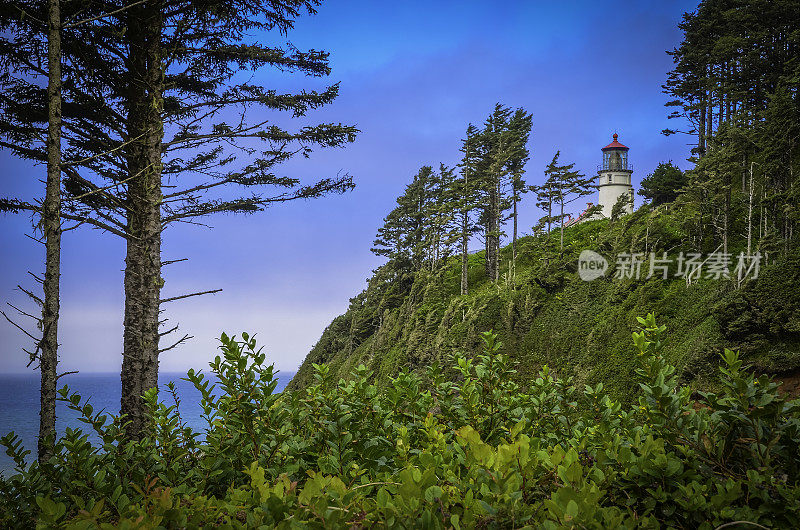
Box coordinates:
[2,315,799,528]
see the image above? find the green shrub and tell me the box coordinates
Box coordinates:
[2,315,799,528]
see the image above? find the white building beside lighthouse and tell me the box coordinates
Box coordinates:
[596,133,634,218]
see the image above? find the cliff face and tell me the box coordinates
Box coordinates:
[289,205,800,399]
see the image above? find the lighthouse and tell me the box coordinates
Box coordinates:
[597,133,634,218]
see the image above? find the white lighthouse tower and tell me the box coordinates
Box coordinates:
[597,133,634,218]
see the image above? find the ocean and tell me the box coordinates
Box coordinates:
[0,371,296,475]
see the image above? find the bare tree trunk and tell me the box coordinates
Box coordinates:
[512,189,518,283]
[460,168,469,296]
[723,177,730,256]
[121,2,164,439]
[487,185,498,282]
[741,154,746,193]
[698,92,706,158]
[461,212,469,295]
[707,89,714,149]
[39,0,62,463]
[725,62,732,121]
[433,231,439,272]
[559,195,565,252]
[492,180,500,282]
[484,223,489,278]
[747,162,754,256]
[760,188,765,242]
[346,312,356,356]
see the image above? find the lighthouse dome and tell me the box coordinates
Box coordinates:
[602,133,629,151]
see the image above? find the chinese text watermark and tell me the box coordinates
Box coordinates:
[578,251,761,282]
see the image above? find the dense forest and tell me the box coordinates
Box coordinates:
[291,0,800,394]
[662,0,799,256]
[2,0,800,527]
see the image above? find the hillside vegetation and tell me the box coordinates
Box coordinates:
[290,203,800,398]
[4,316,800,527]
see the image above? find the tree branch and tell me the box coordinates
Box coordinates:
[159,288,222,304]
[63,0,149,29]
[1,309,40,342]
[159,334,192,353]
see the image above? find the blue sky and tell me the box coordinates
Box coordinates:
[0,0,698,374]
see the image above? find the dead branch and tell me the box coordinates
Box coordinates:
[159,324,180,337]
[25,233,45,245]
[6,303,41,324]
[159,333,192,353]
[17,285,44,307]
[62,220,86,232]
[160,289,222,304]
[1,309,40,342]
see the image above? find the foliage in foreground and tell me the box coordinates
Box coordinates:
[2,315,800,528]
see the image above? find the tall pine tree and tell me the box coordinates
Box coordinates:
[456,124,481,295]
[1,0,358,438]
[541,151,593,251]
[505,108,532,281]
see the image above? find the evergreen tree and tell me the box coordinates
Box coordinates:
[477,104,512,282]
[0,0,358,438]
[456,124,482,295]
[426,163,459,271]
[505,108,533,281]
[0,0,67,462]
[531,181,556,236]
[40,0,62,463]
[663,0,800,258]
[639,161,687,206]
[372,105,531,287]
[473,103,531,282]
[610,193,633,223]
[541,151,593,251]
[0,0,126,460]
[372,166,434,271]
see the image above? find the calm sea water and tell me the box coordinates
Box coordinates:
[0,371,295,475]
